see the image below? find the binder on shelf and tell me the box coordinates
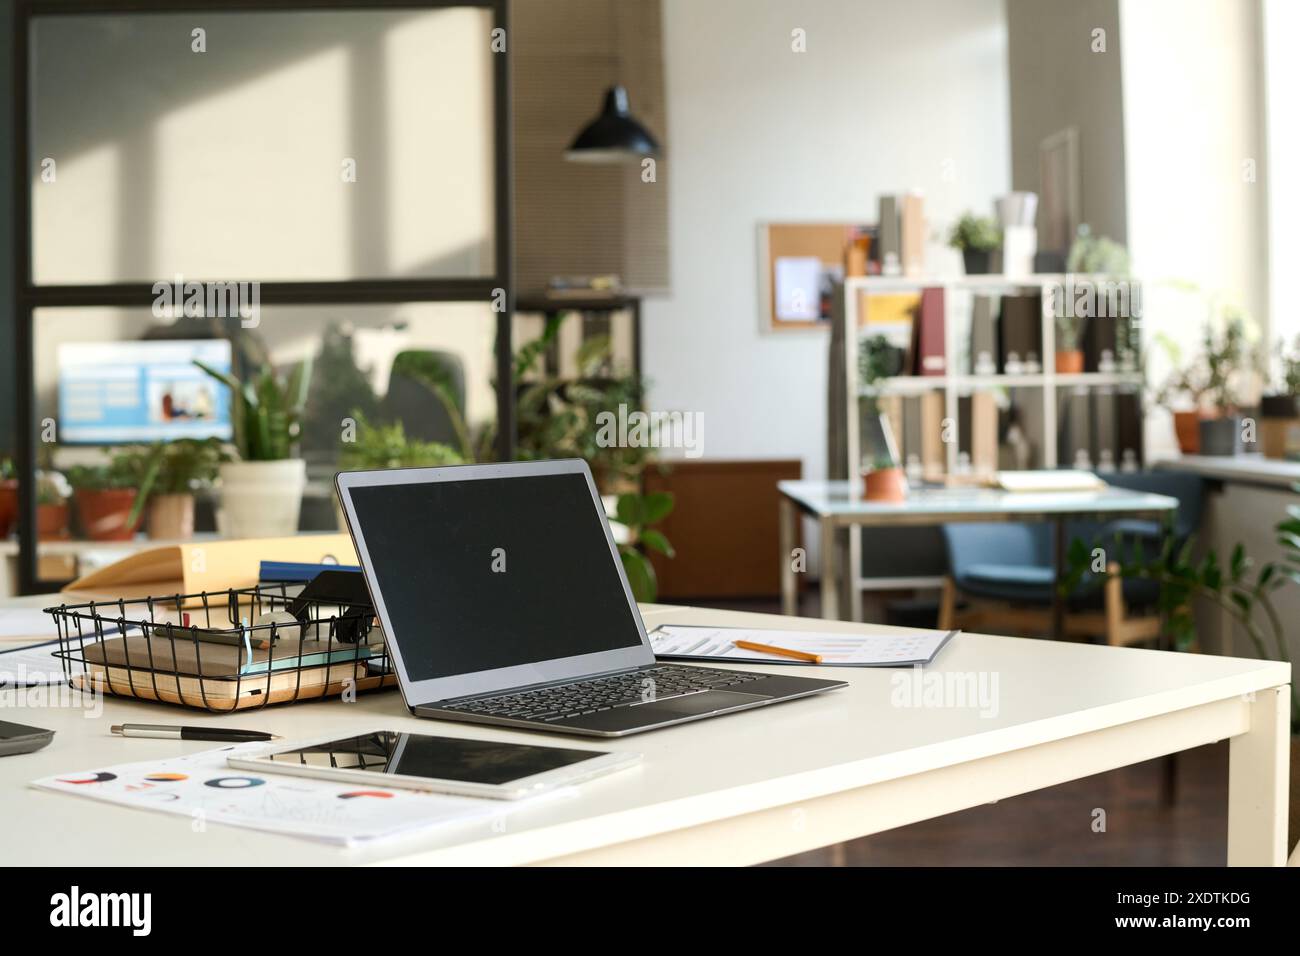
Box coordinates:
[1091,387,1118,470]
[1115,388,1144,469]
[878,196,901,273]
[970,295,999,376]
[1057,387,1093,469]
[902,395,924,471]
[1083,313,1120,372]
[912,287,946,376]
[998,293,1043,372]
[920,390,946,479]
[901,192,926,278]
[971,392,999,475]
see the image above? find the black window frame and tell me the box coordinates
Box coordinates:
[9,0,515,595]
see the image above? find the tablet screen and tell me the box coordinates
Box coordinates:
[261,731,602,785]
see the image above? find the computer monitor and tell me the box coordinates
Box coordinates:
[58,339,234,444]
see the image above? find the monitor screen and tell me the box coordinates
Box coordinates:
[348,472,643,682]
[58,339,233,444]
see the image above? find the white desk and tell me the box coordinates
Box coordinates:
[778,480,1179,629]
[0,598,1289,866]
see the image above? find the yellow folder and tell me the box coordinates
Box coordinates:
[62,534,358,605]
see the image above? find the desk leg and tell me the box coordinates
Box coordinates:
[779,498,797,616]
[1227,685,1290,866]
[848,525,863,623]
[819,517,839,621]
[1051,516,1066,640]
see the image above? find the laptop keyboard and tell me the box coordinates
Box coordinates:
[440,664,766,722]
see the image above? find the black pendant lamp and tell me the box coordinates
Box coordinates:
[564,86,660,164]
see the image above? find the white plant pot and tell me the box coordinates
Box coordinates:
[216,459,306,539]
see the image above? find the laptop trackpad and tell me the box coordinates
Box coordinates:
[635,690,770,718]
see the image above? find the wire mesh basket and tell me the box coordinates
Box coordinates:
[45,584,397,712]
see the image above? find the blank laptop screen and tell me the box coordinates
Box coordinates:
[348,472,643,681]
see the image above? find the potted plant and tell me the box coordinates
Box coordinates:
[1066,225,1130,275]
[1197,306,1255,457]
[859,335,908,500]
[948,212,1000,275]
[195,358,313,538]
[66,452,152,541]
[36,470,72,540]
[1055,314,1085,374]
[337,414,465,529]
[608,491,675,602]
[1153,332,1213,454]
[0,456,16,539]
[1260,335,1300,459]
[863,454,908,502]
[126,439,228,540]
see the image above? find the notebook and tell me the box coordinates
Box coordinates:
[648,625,956,667]
[78,633,377,677]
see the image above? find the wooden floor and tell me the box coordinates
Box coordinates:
[687,595,1230,867]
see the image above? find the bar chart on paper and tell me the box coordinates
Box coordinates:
[648,624,956,667]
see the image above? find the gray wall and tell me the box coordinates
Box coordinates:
[1006,0,1128,244]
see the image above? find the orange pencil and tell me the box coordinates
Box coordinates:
[734,640,823,664]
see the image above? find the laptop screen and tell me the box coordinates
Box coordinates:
[347,471,644,682]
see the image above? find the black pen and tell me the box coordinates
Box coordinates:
[111,723,281,742]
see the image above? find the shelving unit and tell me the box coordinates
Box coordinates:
[842,274,1144,483]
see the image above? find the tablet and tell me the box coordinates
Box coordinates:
[228,730,639,800]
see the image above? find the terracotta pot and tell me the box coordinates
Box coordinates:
[1172,410,1209,454]
[37,502,70,540]
[147,493,195,540]
[0,480,17,538]
[1054,350,1084,374]
[75,488,141,541]
[863,467,908,502]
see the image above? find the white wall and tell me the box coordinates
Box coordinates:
[642,0,1010,482]
[1119,0,1270,456]
[1263,0,1298,346]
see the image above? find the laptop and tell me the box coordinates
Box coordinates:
[336,459,846,737]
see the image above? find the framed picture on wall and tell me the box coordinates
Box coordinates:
[1039,127,1081,264]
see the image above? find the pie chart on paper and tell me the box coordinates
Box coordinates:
[57,772,117,784]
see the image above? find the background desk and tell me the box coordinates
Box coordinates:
[0,598,1288,866]
[778,480,1178,630]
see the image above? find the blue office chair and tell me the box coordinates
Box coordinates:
[938,472,1205,645]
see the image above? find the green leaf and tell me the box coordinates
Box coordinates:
[614,493,645,528]
[619,547,657,602]
[125,445,166,527]
[1229,543,1246,582]
[639,491,674,526]
[640,528,675,558]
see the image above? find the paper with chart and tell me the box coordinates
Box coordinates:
[649,624,956,667]
[32,742,565,847]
